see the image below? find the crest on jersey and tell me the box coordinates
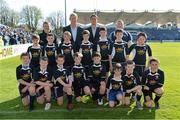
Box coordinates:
[101,44,108,50]
[112,83,121,90]
[60,76,65,81]
[22,74,30,80]
[83,48,90,53]
[74,72,82,78]
[64,48,71,54]
[32,52,39,57]
[127,79,133,86]
[47,51,54,56]
[115,47,123,53]
[93,70,100,76]
[40,77,47,81]
[137,50,145,55]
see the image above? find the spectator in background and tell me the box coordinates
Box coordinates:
[9,34,17,45]
[39,21,57,47]
[0,36,4,47]
[86,14,102,51]
[63,13,83,52]
[0,26,32,46]
[109,19,133,47]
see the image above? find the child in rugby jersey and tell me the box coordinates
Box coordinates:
[79,30,93,76]
[59,31,74,72]
[142,58,164,109]
[122,60,143,110]
[88,52,106,105]
[16,52,36,111]
[97,27,112,81]
[53,54,74,111]
[109,29,128,71]
[127,32,152,77]
[27,34,43,69]
[33,57,53,111]
[107,63,124,108]
[71,52,91,102]
[43,33,58,69]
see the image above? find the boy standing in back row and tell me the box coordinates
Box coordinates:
[127,32,152,78]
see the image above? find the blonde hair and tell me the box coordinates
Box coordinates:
[63,31,71,38]
[69,13,78,20]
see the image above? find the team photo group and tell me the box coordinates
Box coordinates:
[16,13,165,112]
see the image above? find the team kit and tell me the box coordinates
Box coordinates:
[16,27,165,112]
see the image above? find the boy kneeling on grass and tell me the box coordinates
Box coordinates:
[16,52,36,112]
[107,63,124,108]
[122,60,143,110]
[142,58,164,109]
[33,57,53,111]
[53,54,74,111]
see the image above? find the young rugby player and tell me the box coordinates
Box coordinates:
[142,58,164,109]
[71,52,91,102]
[122,60,143,110]
[59,31,74,72]
[127,32,152,77]
[107,63,124,108]
[53,54,74,111]
[97,27,112,81]
[27,34,42,69]
[43,33,57,69]
[110,29,128,71]
[79,30,93,76]
[16,52,36,111]
[88,52,106,105]
[33,57,53,111]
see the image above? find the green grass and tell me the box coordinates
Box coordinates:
[0,42,180,119]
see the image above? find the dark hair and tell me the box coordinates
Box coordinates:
[114,63,122,71]
[32,34,40,40]
[90,14,98,19]
[149,57,160,64]
[47,33,54,37]
[115,28,123,34]
[74,52,83,59]
[137,32,147,39]
[43,21,50,26]
[126,60,135,65]
[20,52,30,59]
[92,52,101,58]
[99,27,107,32]
[56,54,65,60]
[40,57,48,62]
[82,30,90,35]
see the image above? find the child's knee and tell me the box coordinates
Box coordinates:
[109,102,115,108]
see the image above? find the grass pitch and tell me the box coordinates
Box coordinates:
[0,42,180,119]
